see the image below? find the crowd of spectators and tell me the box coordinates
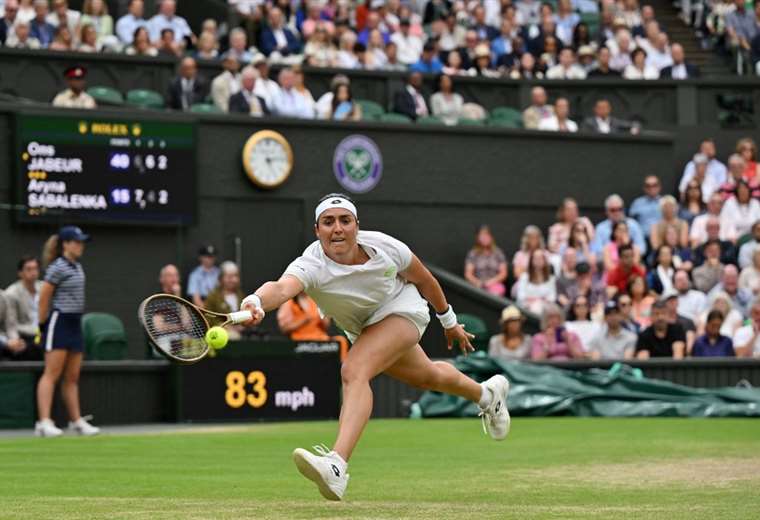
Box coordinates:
[0,0,706,124]
[679,0,760,75]
[0,0,706,87]
[50,56,645,132]
[471,135,760,362]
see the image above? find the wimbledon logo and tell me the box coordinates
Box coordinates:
[332,135,382,193]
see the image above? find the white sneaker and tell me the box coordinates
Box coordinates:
[478,375,511,440]
[68,416,100,436]
[34,419,63,438]
[292,444,349,501]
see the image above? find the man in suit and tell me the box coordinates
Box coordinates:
[260,7,300,57]
[392,71,429,121]
[0,0,19,44]
[455,29,480,70]
[470,4,498,41]
[211,54,241,112]
[582,99,638,134]
[29,0,55,47]
[229,66,269,117]
[527,17,559,56]
[167,57,209,111]
[660,43,700,79]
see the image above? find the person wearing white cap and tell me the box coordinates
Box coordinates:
[241,193,511,500]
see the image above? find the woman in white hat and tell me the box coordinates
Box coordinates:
[488,305,532,361]
[241,193,511,501]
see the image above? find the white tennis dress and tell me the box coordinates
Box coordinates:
[283,230,431,343]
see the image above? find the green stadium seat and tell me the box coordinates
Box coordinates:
[378,112,412,123]
[190,103,222,114]
[457,313,490,352]
[580,12,600,38]
[737,233,753,249]
[87,86,124,106]
[125,88,165,109]
[490,106,523,122]
[82,312,128,360]
[357,99,385,120]
[458,118,486,126]
[488,118,522,129]
[417,115,445,125]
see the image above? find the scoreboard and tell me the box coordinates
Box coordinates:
[16,113,196,225]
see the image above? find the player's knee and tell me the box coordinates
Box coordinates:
[42,368,63,383]
[340,361,368,385]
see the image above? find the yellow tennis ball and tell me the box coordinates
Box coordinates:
[205,326,228,349]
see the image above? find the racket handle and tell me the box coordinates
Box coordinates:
[229,310,253,324]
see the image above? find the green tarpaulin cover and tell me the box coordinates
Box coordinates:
[413,353,760,418]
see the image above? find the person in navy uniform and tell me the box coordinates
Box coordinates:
[35,226,100,437]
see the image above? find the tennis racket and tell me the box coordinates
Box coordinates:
[138,293,252,364]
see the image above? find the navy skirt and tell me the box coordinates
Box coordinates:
[41,310,83,353]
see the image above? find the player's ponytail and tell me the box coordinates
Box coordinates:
[42,234,62,268]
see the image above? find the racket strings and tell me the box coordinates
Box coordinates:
[141,297,208,361]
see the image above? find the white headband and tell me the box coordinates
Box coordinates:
[315,197,358,222]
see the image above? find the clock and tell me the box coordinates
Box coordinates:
[241,130,294,189]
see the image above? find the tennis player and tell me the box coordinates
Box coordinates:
[242,194,510,500]
[35,226,99,437]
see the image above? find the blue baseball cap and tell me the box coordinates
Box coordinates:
[58,225,90,242]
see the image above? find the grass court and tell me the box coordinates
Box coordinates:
[1,417,759,519]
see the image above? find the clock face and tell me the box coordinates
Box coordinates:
[242,131,293,188]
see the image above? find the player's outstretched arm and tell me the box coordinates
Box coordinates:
[241,275,304,326]
[401,255,474,355]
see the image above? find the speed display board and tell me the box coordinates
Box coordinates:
[174,341,342,422]
[16,113,196,225]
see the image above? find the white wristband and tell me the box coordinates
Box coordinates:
[241,293,262,310]
[436,305,457,330]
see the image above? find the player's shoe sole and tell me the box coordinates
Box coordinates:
[292,448,345,501]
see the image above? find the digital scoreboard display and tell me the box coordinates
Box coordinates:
[16,113,196,225]
[175,342,342,422]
